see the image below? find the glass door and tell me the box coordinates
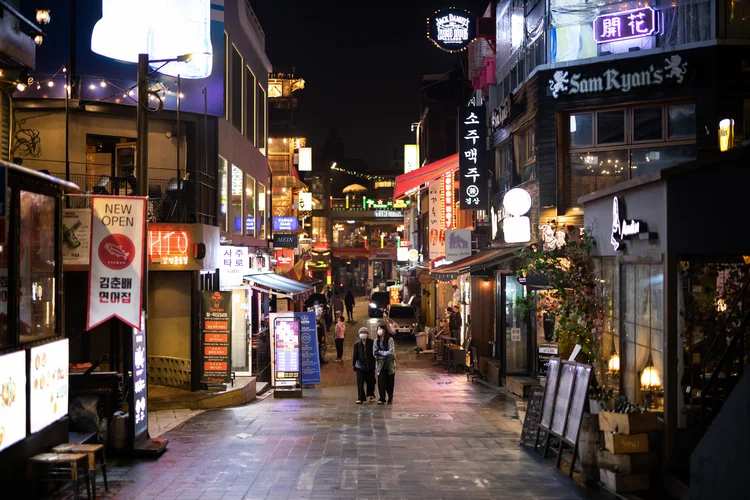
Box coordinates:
[230,288,252,374]
[504,275,530,374]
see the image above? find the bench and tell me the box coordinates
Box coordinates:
[69,432,97,445]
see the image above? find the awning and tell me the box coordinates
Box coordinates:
[244,271,314,300]
[431,246,526,280]
[394,153,458,199]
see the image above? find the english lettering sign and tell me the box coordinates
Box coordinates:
[428,8,476,53]
[273,233,298,248]
[611,197,646,251]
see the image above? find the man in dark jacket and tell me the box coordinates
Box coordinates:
[450,304,462,341]
[345,291,356,321]
[352,327,376,403]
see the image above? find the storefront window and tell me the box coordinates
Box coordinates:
[633,107,663,142]
[245,175,256,238]
[630,145,697,178]
[219,157,228,232]
[230,165,243,235]
[569,113,594,147]
[569,150,628,204]
[621,263,664,410]
[597,110,626,144]
[257,183,266,239]
[20,191,57,341]
[668,103,696,139]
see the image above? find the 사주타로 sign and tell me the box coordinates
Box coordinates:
[87,196,146,330]
[201,291,232,384]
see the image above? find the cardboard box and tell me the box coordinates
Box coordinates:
[597,450,658,474]
[599,469,650,493]
[604,431,649,454]
[599,411,659,434]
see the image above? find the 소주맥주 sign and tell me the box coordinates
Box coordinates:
[201,291,232,384]
[459,106,487,210]
[87,196,146,330]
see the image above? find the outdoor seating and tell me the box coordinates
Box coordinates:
[27,452,91,500]
[53,443,108,499]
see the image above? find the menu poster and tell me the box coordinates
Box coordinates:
[201,291,233,384]
[30,339,69,434]
[564,363,592,445]
[298,312,321,385]
[273,316,301,386]
[538,344,559,376]
[550,361,576,436]
[132,312,148,439]
[0,351,26,452]
[62,209,91,265]
[540,357,560,430]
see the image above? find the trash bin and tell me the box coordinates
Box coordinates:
[415,331,428,351]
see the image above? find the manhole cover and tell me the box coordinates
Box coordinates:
[289,416,345,422]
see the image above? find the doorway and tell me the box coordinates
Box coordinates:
[502,275,532,375]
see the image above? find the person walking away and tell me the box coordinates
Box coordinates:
[332,295,344,320]
[374,325,396,404]
[317,317,328,364]
[345,291,356,322]
[450,304,462,341]
[365,279,372,298]
[353,327,376,403]
[334,316,346,362]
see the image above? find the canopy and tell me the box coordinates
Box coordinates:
[430,246,526,280]
[342,183,368,193]
[244,271,314,300]
[394,154,458,199]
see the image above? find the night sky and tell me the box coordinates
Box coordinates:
[253,1,490,175]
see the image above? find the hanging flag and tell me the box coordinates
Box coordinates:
[87,196,146,330]
[286,257,306,282]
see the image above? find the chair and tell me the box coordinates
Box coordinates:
[91,175,110,195]
[147,184,164,221]
[53,443,108,498]
[27,452,91,500]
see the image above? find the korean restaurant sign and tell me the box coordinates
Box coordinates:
[428,181,444,257]
[443,171,454,229]
[201,291,232,384]
[459,106,487,210]
[428,8,476,53]
[87,196,146,330]
[132,312,148,438]
[219,245,249,289]
[594,7,657,44]
[148,230,190,266]
[548,54,689,99]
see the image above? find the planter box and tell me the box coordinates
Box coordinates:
[597,450,658,474]
[604,431,649,454]
[599,469,650,493]
[599,411,659,434]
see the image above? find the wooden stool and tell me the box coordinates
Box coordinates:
[53,443,108,498]
[27,452,91,500]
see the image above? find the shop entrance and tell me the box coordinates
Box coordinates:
[501,275,532,375]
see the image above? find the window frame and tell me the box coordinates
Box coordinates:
[230,164,244,235]
[631,105,666,144]
[230,43,244,134]
[595,108,628,147]
[257,84,266,152]
[245,65,257,146]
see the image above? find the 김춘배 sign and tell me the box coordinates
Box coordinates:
[87,196,146,330]
[273,216,299,232]
[62,209,91,265]
[445,229,472,262]
[459,106,487,210]
[0,350,26,452]
[219,245,249,289]
[132,313,148,438]
[548,54,688,99]
[201,291,232,384]
[594,7,657,44]
[30,339,69,434]
[298,312,321,385]
[428,8,476,53]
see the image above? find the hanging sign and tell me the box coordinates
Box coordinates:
[273,216,299,231]
[275,248,294,267]
[427,8,476,53]
[201,291,233,384]
[298,192,313,213]
[87,196,146,330]
[273,233,298,248]
[503,188,532,243]
[404,144,419,173]
[443,171,454,229]
[445,229,472,262]
[63,209,92,265]
[219,245,249,289]
[610,197,646,251]
[132,312,148,438]
[593,7,657,44]
[428,182,444,257]
[459,106,487,210]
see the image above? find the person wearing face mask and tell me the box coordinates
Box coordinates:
[352,327,376,403]
[374,324,396,404]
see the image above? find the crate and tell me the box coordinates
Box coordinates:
[597,450,658,474]
[604,431,649,454]
[599,411,659,435]
[599,469,650,493]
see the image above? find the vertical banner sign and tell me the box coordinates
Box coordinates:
[87,196,146,330]
[132,312,148,439]
[298,311,321,385]
[63,209,92,265]
[428,182,444,258]
[443,171,454,229]
[459,106,487,210]
[219,245,249,289]
[404,144,419,173]
[201,291,233,384]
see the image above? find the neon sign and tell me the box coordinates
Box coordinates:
[443,171,454,230]
[148,230,190,265]
[594,7,656,44]
[428,8,476,53]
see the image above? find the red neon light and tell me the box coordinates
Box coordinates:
[148,231,190,257]
[443,171,454,230]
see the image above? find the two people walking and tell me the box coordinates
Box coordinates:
[352,325,396,404]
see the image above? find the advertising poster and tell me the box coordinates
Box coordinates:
[538,344,559,376]
[275,248,294,267]
[271,314,301,387]
[445,229,472,262]
[63,209,92,265]
[132,312,148,439]
[87,196,146,330]
[219,245,249,289]
[0,350,26,452]
[459,105,488,210]
[30,339,69,434]
[298,312,320,385]
[201,291,232,384]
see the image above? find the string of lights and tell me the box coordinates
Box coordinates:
[330,165,392,181]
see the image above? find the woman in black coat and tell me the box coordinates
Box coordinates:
[344,291,356,321]
[352,327,376,403]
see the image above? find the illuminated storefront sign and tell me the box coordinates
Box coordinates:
[148,230,190,266]
[29,339,69,434]
[443,171,454,229]
[611,197,646,251]
[594,7,656,44]
[404,144,419,173]
[503,188,532,243]
[459,106,487,210]
[0,350,26,451]
[374,210,402,218]
[719,118,735,152]
[298,147,312,171]
[298,192,312,212]
[219,246,249,289]
[275,248,294,266]
[393,199,410,209]
[430,256,453,270]
[273,216,299,231]
[428,8,476,53]
[397,246,410,262]
[445,229,471,262]
[429,181,444,257]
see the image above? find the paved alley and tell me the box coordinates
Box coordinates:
[101,300,597,500]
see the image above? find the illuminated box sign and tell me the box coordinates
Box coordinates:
[219,245,249,289]
[404,144,419,173]
[428,8,476,53]
[459,106,487,210]
[273,234,298,248]
[275,249,294,266]
[201,291,232,384]
[443,171,454,229]
[594,7,656,44]
[273,216,299,231]
[374,210,402,218]
[148,230,190,266]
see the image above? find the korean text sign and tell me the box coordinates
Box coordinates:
[87,197,146,330]
[272,315,301,387]
[459,106,487,210]
[219,245,249,289]
[132,312,148,438]
[201,291,233,384]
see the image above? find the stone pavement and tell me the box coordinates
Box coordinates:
[94,299,609,500]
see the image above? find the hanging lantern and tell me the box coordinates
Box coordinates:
[608,351,620,372]
[36,8,51,24]
[34,35,43,46]
[640,363,661,390]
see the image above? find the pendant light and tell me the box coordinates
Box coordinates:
[608,332,620,372]
[640,330,661,390]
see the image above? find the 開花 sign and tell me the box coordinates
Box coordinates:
[427,8,476,53]
[594,7,657,44]
[459,106,487,210]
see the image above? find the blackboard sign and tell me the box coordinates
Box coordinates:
[540,357,561,430]
[564,364,592,445]
[520,385,545,446]
[538,344,558,376]
[551,361,576,436]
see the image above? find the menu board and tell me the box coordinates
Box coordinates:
[30,339,69,433]
[520,385,545,447]
[550,361,576,436]
[0,350,26,452]
[564,363,592,445]
[273,317,300,385]
[298,312,321,385]
[200,291,233,384]
[540,357,560,430]
[538,344,558,376]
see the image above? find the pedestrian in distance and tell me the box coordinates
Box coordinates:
[352,327,376,403]
[374,324,395,404]
[332,294,344,320]
[450,304,462,341]
[345,290,355,322]
[317,317,328,364]
[334,316,346,362]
